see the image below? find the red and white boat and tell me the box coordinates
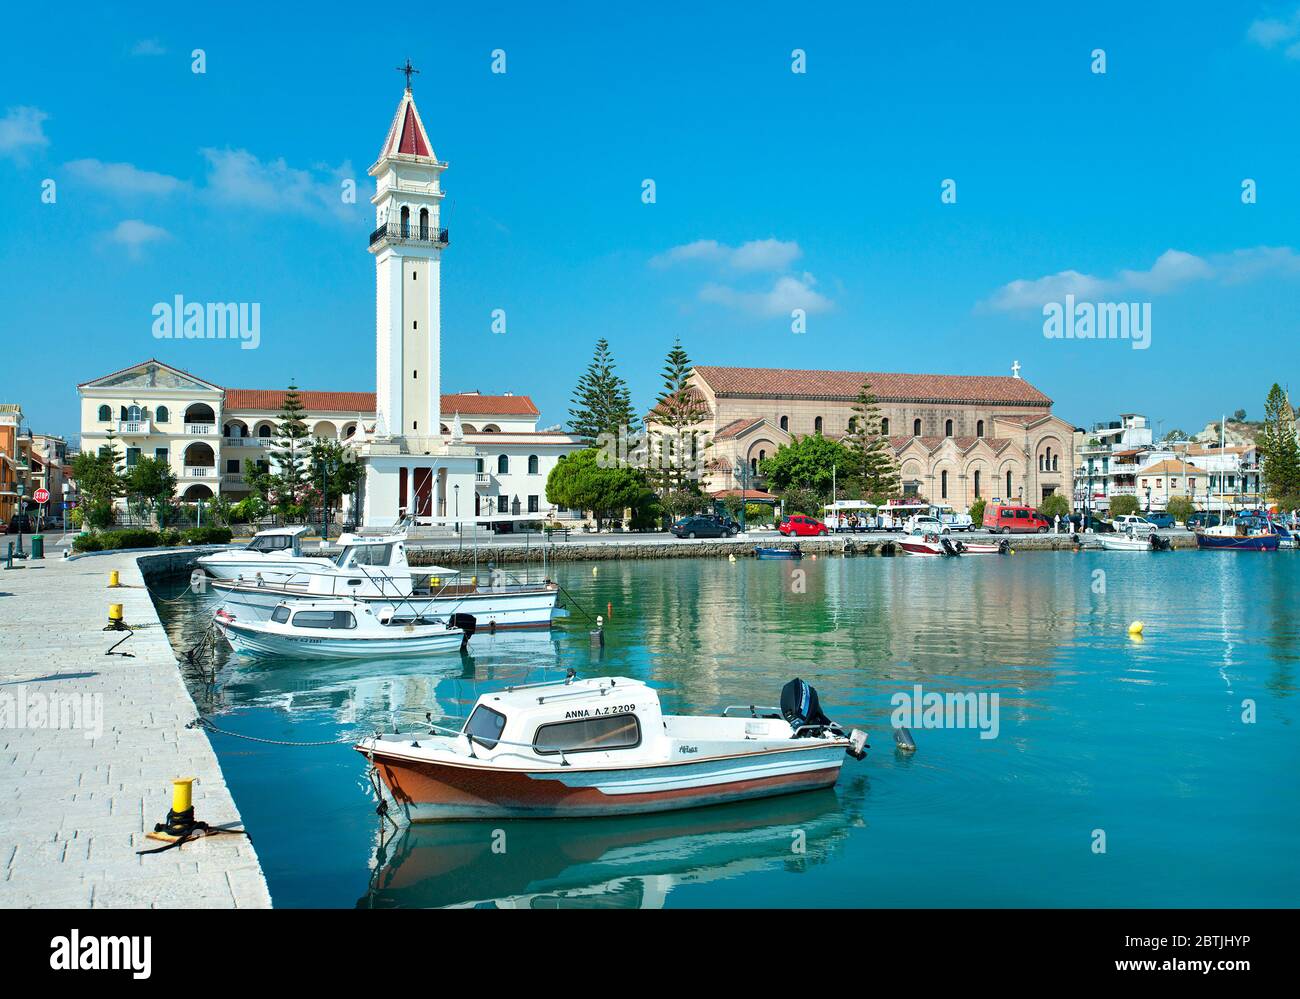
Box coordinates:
[899,533,1009,557]
[357,675,868,821]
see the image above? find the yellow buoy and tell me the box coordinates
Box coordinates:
[728,553,736,562]
[1128,620,1144,637]
[592,566,598,575]
[108,569,120,588]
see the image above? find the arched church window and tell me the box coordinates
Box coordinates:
[913,418,922,437]
[400,205,410,237]
[945,419,953,437]
[419,207,429,240]
[881,418,889,435]
[976,420,984,438]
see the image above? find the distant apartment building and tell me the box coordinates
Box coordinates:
[0,406,73,525]
[77,359,580,523]
[1073,413,1262,512]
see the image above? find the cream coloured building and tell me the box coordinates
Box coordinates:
[649,364,1075,511]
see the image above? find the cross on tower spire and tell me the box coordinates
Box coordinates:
[396,59,419,91]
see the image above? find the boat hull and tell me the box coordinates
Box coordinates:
[216,618,465,659]
[1195,531,1280,551]
[207,580,561,629]
[365,743,847,820]
[196,554,335,582]
[754,547,801,560]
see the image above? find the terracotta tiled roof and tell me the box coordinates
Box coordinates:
[443,393,539,416]
[222,390,538,417]
[714,417,765,440]
[225,389,377,412]
[694,365,1052,406]
[647,386,708,421]
[1140,459,1203,476]
[890,435,1015,456]
[709,488,779,501]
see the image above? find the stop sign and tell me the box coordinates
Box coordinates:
[33,487,50,505]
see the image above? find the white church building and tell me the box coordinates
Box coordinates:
[77,75,581,530]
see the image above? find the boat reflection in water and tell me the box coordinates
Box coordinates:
[359,782,864,909]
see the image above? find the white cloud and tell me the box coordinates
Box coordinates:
[0,106,50,160]
[1247,9,1300,57]
[982,246,1300,311]
[130,38,167,56]
[700,272,832,317]
[106,219,170,258]
[651,237,802,272]
[65,158,188,196]
[201,147,355,220]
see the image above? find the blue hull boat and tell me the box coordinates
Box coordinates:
[755,546,802,560]
[1194,531,1280,551]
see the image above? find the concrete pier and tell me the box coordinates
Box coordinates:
[0,551,271,908]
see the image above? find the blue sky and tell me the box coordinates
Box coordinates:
[2,2,1298,442]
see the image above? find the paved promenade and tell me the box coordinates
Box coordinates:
[0,551,271,908]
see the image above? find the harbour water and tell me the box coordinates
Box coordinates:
[154,551,1300,908]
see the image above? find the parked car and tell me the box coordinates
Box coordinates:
[1186,512,1222,530]
[910,514,948,535]
[5,514,34,535]
[671,516,732,539]
[1145,512,1176,529]
[702,514,742,535]
[778,514,829,537]
[1112,514,1158,534]
[982,503,1050,534]
[933,505,974,531]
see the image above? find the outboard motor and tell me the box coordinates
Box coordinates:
[998,538,1011,554]
[450,612,477,652]
[940,536,961,556]
[1149,533,1171,551]
[780,678,869,759]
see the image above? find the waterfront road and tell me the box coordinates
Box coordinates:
[0,552,271,908]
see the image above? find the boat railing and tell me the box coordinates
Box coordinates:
[416,720,576,767]
[721,704,782,718]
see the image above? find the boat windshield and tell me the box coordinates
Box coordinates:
[464,705,507,749]
[247,535,294,553]
[290,610,357,630]
[336,543,394,568]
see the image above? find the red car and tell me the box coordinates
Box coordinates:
[779,514,828,537]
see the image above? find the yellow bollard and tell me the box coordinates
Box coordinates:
[171,777,196,815]
[108,569,120,588]
[108,603,124,624]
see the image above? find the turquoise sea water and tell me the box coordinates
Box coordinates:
[155,551,1299,908]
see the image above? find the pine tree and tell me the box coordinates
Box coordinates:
[1261,383,1300,503]
[568,338,638,443]
[270,384,311,511]
[649,337,710,498]
[849,380,900,499]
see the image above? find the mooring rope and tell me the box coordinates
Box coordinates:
[188,716,359,747]
[554,581,598,625]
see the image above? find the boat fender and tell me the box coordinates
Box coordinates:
[894,726,917,753]
[846,728,869,760]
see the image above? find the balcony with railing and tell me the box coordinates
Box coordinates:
[183,465,215,478]
[222,436,265,447]
[117,419,152,435]
[369,221,449,250]
[186,423,216,435]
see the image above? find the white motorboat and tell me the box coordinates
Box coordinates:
[1098,531,1171,551]
[899,533,962,556]
[213,599,471,660]
[196,526,334,582]
[357,676,868,821]
[203,531,563,629]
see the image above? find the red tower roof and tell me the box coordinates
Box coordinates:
[379,89,435,162]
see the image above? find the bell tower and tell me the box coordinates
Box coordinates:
[368,63,447,442]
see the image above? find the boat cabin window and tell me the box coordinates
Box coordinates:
[465,705,507,749]
[533,714,641,755]
[340,543,394,567]
[247,535,294,552]
[271,606,291,623]
[290,610,358,630]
